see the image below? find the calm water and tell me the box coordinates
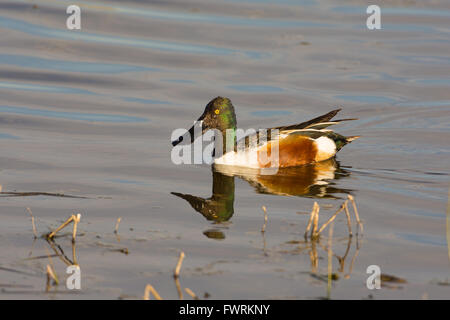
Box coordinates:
[0,0,449,299]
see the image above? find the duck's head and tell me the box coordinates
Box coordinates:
[172,96,237,146]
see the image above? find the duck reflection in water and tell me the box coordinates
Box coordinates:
[171,158,352,239]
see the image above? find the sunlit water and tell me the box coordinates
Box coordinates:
[0,0,449,299]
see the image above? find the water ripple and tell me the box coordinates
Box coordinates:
[0,81,96,95]
[397,233,447,247]
[20,0,329,28]
[228,84,284,92]
[0,54,158,74]
[0,15,266,58]
[0,105,148,123]
[0,132,20,140]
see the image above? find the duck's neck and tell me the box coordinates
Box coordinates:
[216,110,237,155]
[219,127,237,155]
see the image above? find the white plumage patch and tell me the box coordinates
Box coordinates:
[314,136,336,162]
[214,150,259,168]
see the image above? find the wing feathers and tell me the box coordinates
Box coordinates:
[237,109,357,146]
[274,108,342,132]
[304,118,358,130]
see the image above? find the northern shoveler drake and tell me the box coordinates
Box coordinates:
[172,96,359,169]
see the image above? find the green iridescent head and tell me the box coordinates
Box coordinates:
[172,96,237,147]
[198,96,237,133]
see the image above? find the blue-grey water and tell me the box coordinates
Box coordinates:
[0,0,449,299]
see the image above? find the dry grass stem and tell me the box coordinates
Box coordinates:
[47,215,74,239]
[143,284,162,300]
[185,288,199,300]
[311,202,320,239]
[26,207,38,238]
[348,195,363,234]
[261,206,268,233]
[343,201,353,237]
[317,203,345,235]
[114,217,122,234]
[72,214,81,243]
[304,197,361,241]
[304,202,316,238]
[72,241,78,266]
[47,213,81,242]
[174,251,185,278]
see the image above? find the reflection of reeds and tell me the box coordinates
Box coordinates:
[175,277,183,300]
[345,236,360,279]
[300,196,364,295]
[327,221,334,299]
[114,217,122,242]
[185,288,199,300]
[46,264,59,292]
[343,202,353,236]
[306,233,361,285]
[174,252,185,299]
[262,231,268,257]
[45,250,59,292]
[143,252,204,300]
[309,239,318,273]
[46,238,74,266]
[337,237,352,273]
[260,206,269,256]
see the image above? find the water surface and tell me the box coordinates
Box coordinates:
[0,0,449,299]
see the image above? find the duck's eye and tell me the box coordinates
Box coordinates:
[214,109,220,115]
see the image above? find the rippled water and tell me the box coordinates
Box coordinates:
[0,0,449,299]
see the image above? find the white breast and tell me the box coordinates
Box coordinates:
[214,149,260,168]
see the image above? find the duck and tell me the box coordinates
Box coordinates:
[172,96,359,169]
